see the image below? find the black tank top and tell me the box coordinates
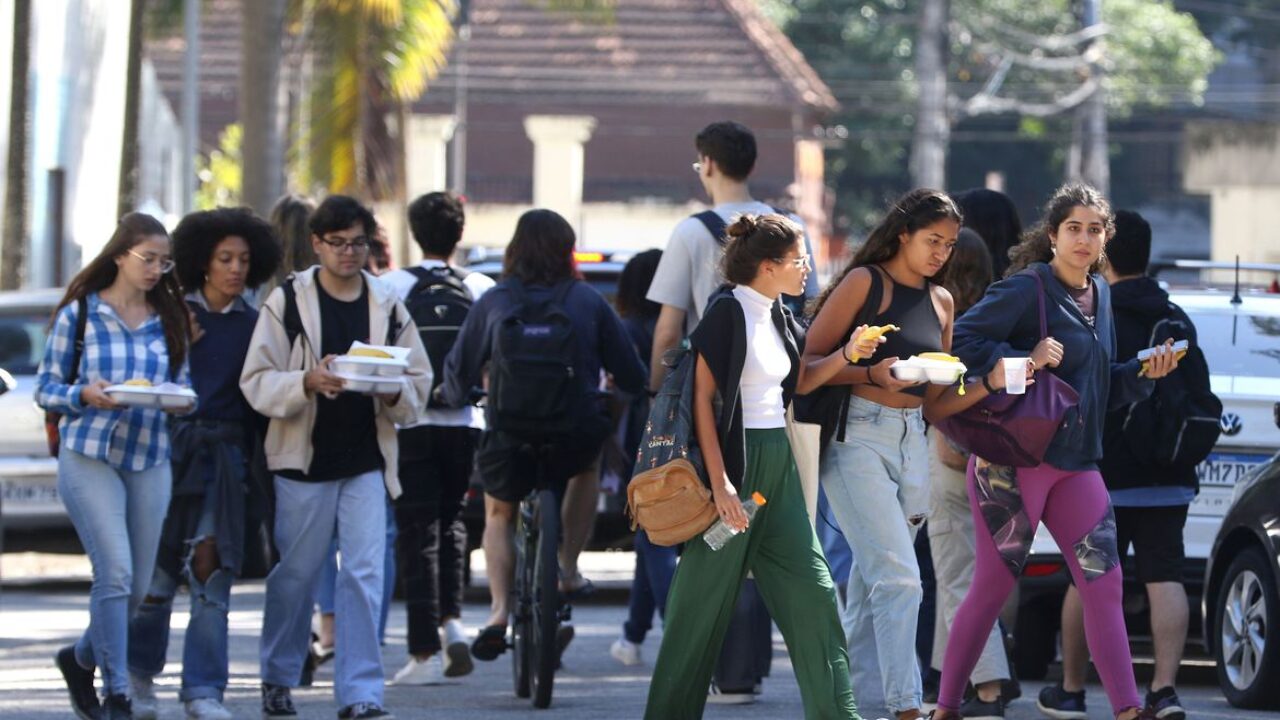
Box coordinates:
[866,269,944,397]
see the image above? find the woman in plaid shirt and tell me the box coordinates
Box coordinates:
[36,213,193,720]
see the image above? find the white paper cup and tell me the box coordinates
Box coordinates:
[1004,358,1030,395]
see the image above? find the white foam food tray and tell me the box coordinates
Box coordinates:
[105,382,198,409]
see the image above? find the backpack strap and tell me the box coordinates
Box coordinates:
[66,296,88,386]
[834,267,884,443]
[280,275,304,350]
[693,210,728,245]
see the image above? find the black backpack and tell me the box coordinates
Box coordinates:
[1121,303,1222,469]
[403,266,473,408]
[631,339,705,481]
[487,279,592,441]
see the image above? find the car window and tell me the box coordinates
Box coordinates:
[1187,309,1280,378]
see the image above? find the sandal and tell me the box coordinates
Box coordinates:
[560,576,596,601]
[470,624,508,661]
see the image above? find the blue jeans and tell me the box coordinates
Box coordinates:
[261,472,386,709]
[58,450,171,697]
[317,496,397,643]
[622,530,677,644]
[820,395,928,715]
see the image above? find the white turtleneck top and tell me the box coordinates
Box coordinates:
[731,284,789,429]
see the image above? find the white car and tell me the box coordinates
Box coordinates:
[1013,285,1280,678]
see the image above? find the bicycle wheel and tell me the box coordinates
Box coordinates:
[531,486,561,708]
[510,498,534,698]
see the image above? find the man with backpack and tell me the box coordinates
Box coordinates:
[1039,210,1220,720]
[644,121,818,704]
[378,192,494,685]
[240,195,432,719]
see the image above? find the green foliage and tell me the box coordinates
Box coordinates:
[196,123,242,210]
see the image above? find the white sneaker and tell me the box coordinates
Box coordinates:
[130,674,159,720]
[184,697,233,720]
[441,619,474,677]
[610,637,642,666]
[706,683,756,705]
[390,654,445,686]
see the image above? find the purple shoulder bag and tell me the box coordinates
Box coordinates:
[934,270,1080,467]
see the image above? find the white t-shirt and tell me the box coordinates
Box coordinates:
[379,259,496,429]
[646,201,819,331]
[733,285,788,429]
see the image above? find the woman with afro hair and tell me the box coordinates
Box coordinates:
[127,207,281,720]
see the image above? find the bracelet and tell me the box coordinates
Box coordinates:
[841,345,856,365]
[865,366,881,388]
[982,373,1000,394]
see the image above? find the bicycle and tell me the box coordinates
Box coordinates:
[510,445,570,709]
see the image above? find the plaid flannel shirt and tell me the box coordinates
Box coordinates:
[35,293,191,471]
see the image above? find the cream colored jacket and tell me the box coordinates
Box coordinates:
[239,267,432,498]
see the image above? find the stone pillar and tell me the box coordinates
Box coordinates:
[405,114,457,199]
[523,115,596,217]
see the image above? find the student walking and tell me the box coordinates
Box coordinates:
[645,214,874,720]
[40,213,194,720]
[241,195,432,720]
[1042,210,1212,720]
[804,189,962,720]
[929,184,1182,720]
[379,192,494,684]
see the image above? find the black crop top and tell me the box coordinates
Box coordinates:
[865,269,944,397]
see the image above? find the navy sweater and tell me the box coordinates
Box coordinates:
[952,263,1153,471]
[187,301,258,422]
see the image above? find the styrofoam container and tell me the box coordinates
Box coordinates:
[890,357,967,385]
[105,383,198,409]
[333,372,405,396]
[333,342,409,377]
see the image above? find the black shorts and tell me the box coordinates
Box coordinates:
[1113,504,1189,584]
[475,429,604,503]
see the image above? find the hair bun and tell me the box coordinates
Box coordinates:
[726,214,759,240]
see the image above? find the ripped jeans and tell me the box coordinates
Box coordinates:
[819,395,929,715]
[128,501,230,702]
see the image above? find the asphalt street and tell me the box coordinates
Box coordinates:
[0,551,1276,719]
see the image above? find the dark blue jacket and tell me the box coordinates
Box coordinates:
[952,262,1153,471]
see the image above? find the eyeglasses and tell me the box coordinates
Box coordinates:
[691,161,703,174]
[127,249,175,274]
[781,253,811,270]
[319,235,371,253]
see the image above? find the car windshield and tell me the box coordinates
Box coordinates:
[1186,308,1280,378]
[0,310,51,376]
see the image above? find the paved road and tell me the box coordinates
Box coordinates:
[0,554,1276,719]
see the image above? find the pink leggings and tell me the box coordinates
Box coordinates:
[938,460,1141,715]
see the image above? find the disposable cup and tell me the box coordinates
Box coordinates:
[1004,358,1030,395]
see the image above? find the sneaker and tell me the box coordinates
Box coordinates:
[1143,687,1185,720]
[337,703,394,719]
[103,694,133,720]
[56,644,101,720]
[706,683,756,705]
[921,667,941,707]
[185,698,234,720]
[1002,677,1022,703]
[130,674,158,720]
[961,694,1006,720]
[390,655,444,686]
[610,637,642,666]
[261,683,297,718]
[1037,683,1087,720]
[441,620,473,678]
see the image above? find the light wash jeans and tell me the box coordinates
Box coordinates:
[820,395,928,715]
[926,429,1010,684]
[260,471,386,709]
[58,449,172,697]
[317,495,397,643]
[129,502,231,701]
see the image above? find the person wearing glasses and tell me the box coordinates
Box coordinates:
[645,120,818,704]
[37,213,194,720]
[240,195,432,720]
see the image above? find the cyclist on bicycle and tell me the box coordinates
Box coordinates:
[440,209,646,662]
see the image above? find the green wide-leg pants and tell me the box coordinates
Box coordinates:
[644,428,861,720]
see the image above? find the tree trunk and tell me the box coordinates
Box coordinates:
[240,0,286,216]
[2,0,31,290]
[1080,0,1109,194]
[909,0,949,190]
[117,0,145,219]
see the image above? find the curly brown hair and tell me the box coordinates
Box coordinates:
[1006,183,1113,278]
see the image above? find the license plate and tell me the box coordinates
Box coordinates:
[0,479,61,510]
[1195,452,1270,487]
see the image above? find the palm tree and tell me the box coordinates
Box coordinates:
[117,0,146,218]
[240,0,288,217]
[3,0,31,290]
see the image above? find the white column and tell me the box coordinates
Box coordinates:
[523,114,596,217]
[405,114,457,199]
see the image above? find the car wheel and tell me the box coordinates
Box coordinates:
[1214,547,1280,708]
[1014,598,1058,681]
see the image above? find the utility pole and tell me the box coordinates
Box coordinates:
[1081,0,1109,195]
[450,0,470,195]
[181,0,199,213]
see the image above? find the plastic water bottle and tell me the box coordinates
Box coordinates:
[703,492,767,551]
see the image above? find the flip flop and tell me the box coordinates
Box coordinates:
[561,577,596,601]
[469,624,508,661]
